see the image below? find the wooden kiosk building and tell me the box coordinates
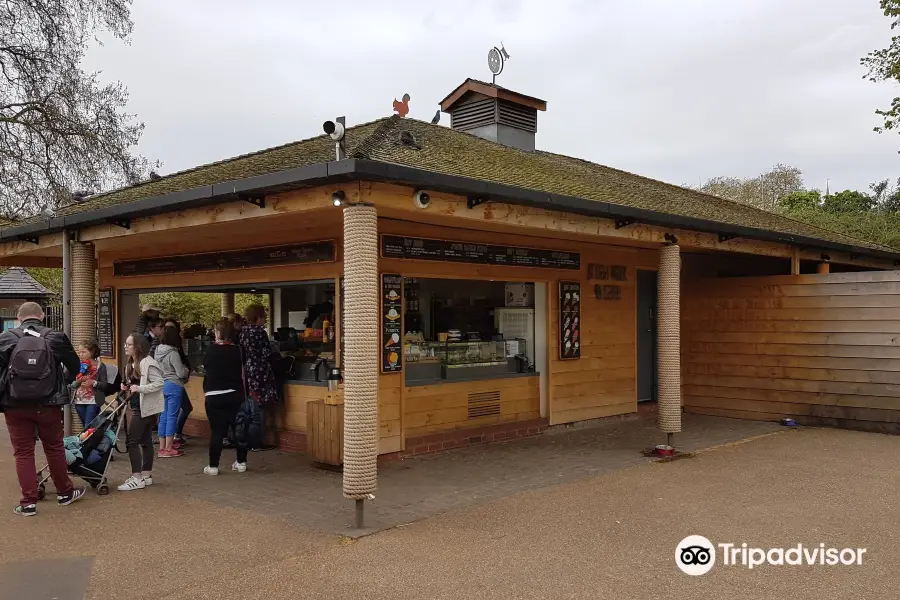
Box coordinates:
[2,78,900,516]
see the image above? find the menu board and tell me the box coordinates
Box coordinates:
[97,288,115,358]
[113,241,335,276]
[382,274,403,373]
[559,282,581,360]
[382,235,580,270]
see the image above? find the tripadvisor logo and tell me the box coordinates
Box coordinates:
[675,535,867,575]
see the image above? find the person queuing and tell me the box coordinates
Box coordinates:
[118,334,164,491]
[71,339,121,429]
[238,304,279,452]
[147,318,164,358]
[221,312,244,449]
[202,318,248,475]
[155,326,190,458]
[132,304,162,338]
[163,318,193,450]
[0,302,85,515]
[225,312,244,343]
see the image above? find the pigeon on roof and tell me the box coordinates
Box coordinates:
[431,110,441,124]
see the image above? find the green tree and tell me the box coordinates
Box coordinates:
[25,268,63,298]
[822,189,875,213]
[1,0,156,218]
[692,164,804,211]
[869,177,900,212]
[861,1,900,145]
[777,190,821,211]
[139,291,268,329]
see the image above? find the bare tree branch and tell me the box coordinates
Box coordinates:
[0,0,157,219]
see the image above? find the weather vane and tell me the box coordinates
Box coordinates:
[487,42,510,84]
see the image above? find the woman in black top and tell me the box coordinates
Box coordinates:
[202,318,248,475]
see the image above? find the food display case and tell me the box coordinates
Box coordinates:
[405,340,510,383]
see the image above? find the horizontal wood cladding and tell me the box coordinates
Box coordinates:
[403,376,540,438]
[549,262,638,426]
[99,214,342,290]
[362,182,895,269]
[682,272,900,431]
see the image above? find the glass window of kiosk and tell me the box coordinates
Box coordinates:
[274,280,337,383]
[403,278,538,385]
[135,290,271,376]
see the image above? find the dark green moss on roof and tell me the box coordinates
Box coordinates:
[357,117,892,252]
[49,119,387,219]
[36,114,891,253]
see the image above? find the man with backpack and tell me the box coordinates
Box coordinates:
[0,302,84,516]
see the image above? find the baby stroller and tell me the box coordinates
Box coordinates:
[36,397,127,498]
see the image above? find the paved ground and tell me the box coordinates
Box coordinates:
[0,414,897,599]
[101,412,780,534]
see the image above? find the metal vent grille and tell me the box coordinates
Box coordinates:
[468,390,501,419]
[450,98,496,131]
[498,100,537,132]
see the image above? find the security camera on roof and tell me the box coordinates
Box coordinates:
[414,190,430,209]
[323,120,345,141]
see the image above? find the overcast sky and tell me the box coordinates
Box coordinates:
[84,0,899,194]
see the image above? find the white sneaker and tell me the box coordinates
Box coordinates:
[203,466,219,476]
[143,475,153,486]
[117,476,145,491]
[231,461,247,473]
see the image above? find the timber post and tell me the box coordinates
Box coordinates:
[657,242,682,443]
[342,203,379,528]
[221,292,235,316]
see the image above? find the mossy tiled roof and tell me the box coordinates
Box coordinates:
[0,267,51,298]
[48,119,387,219]
[362,117,890,252]
[35,115,891,253]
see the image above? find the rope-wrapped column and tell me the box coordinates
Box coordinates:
[342,204,379,519]
[70,241,96,347]
[221,293,235,316]
[657,243,682,438]
[70,241,96,433]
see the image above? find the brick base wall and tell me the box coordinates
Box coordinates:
[184,408,651,461]
[393,418,549,459]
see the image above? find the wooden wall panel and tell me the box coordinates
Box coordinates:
[376,219,647,430]
[379,373,403,454]
[549,267,638,425]
[682,271,900,432]
[403,376,540,438]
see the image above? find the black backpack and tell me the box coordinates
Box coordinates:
[7,328,58,404]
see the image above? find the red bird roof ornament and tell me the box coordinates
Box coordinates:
[393,93,410,118]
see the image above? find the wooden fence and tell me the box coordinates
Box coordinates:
[682,271,900,434]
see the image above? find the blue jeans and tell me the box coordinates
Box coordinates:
[175,388,193,438]
[159,382,184,438]
[74,404,99,430]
